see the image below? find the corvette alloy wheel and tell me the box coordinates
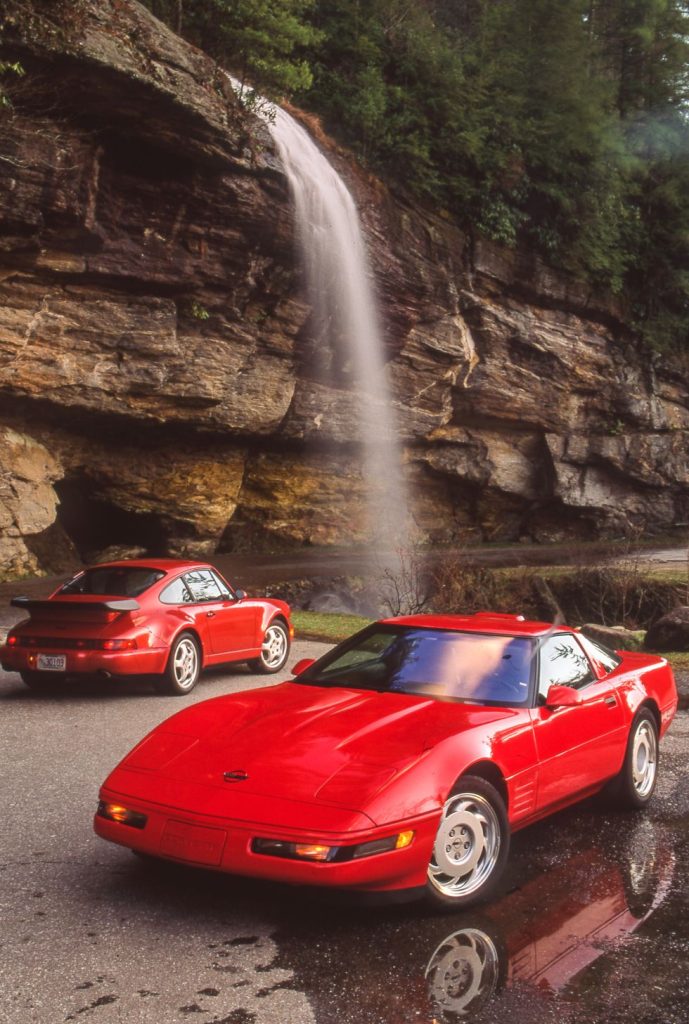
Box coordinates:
[631,717,658,798]
[612,709,659,809]
[252,621,290,674]
[426,776,509,910]
[157,632,201,695]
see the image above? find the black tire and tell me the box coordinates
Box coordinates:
[248,620,290,674]
[610,709,659,810]
[20,671,65,691]
[425,775,510,912]
[154,632,201,695]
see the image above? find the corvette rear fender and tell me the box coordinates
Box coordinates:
[636,697,661,732]
[615,668,670,732]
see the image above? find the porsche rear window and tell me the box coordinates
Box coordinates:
[296,625,535,706]
[60,567,164,597]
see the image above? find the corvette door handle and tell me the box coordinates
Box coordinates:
[206,611,216,618]
[604,695,617,707]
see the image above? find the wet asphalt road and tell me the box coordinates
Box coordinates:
[2,651,689,1024]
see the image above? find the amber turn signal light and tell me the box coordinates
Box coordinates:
[97,801,147,829]
[252,830,415,863]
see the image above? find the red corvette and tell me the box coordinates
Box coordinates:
[93,613,677,908]
[0,559,292,695]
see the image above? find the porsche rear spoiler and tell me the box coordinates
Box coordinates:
[10,597,140,613]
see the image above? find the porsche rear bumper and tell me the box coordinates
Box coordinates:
[94,786,438,893]
[0,644,168,677]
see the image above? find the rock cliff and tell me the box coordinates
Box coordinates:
[1,0,688,579]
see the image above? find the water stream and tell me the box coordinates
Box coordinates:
[232,80,409,550]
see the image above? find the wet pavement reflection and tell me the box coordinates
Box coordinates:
[2,649,688,1022]
[261,807,689,1024]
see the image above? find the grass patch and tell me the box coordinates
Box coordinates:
[664,651,689,670]
[292,611,372,643]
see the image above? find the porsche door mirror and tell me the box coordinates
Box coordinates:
[545,684,583,709]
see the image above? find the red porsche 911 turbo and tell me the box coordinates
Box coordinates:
[0,559,292,695]
[93,612,677,909]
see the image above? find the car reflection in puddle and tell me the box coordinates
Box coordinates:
[425,821,674,1021]
[272,815,678,1024]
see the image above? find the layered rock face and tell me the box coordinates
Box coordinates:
[1,0,688,579]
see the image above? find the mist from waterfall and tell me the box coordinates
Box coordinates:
[232,81,409,550]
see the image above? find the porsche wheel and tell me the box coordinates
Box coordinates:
[155,632,201,695]
[426,776,510,911]
[612,709,659,809]
[249,620,290,674]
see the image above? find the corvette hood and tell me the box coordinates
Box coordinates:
[109,682,515,817]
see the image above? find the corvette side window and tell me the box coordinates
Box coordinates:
[184,569,223,603]
[538,634,595,699]
[578,634,622,675]
[160,577,194,605]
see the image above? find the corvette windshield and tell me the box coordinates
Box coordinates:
[297,626,535,706]
[60,567,164,598]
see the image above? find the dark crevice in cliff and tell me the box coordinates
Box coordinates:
[443,408,548,435]
[54,477,169,560]
[0,398,380,458]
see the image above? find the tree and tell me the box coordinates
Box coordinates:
[141,0,320,97]
[188,0,320,96]
[138,0,689,350]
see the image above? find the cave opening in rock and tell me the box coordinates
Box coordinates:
[54,478,169,562]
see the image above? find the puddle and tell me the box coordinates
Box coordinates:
[268,811,689,1023]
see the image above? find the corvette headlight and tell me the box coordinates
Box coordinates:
[252,830,414,862]
[97,801,147,829]
[252,838,336,861]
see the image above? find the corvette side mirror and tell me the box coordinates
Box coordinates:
[291,658,315,677]
[545,684,582,709]
[234,589,247,601]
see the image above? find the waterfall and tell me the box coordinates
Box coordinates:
[232,81,409,549]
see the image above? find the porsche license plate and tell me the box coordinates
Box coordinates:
[37,654,67,672]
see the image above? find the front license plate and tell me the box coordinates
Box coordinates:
[160,820,227,866]
[36,654,67,672]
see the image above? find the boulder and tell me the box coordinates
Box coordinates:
[644,607,689,652]
[581,623,644,652]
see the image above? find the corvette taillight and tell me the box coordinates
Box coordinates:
[6,635,17,646]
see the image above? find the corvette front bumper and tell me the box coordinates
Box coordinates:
[94,787,439,893]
